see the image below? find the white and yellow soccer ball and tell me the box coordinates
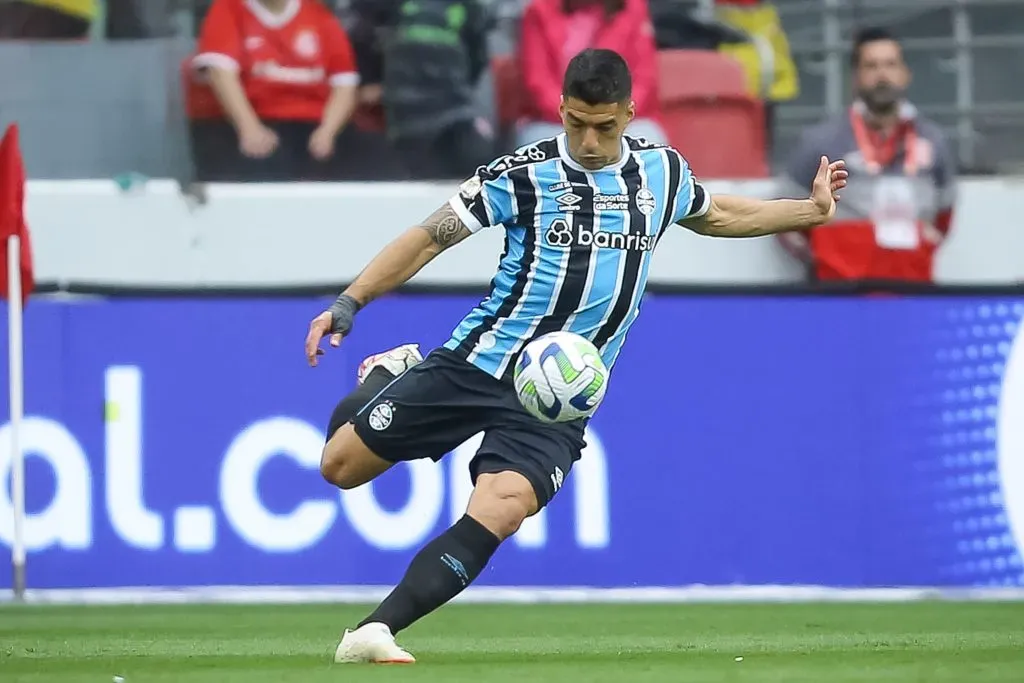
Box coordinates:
[513,331,609,423]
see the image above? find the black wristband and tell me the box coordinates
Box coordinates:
[327,293,362,336]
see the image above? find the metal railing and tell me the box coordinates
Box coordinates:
[770,0,1024,172]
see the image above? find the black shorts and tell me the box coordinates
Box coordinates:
[350,347,586,508]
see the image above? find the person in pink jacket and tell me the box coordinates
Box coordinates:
[516,0,667,148]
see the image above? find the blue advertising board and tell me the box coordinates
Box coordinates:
[0,294,1023,589]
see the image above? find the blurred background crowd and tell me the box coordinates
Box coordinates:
[1,0,1023,283]
[3,0,1023,180]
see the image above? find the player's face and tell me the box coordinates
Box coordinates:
[560,97,635,170]
[854,40,910,114]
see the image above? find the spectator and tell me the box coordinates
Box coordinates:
[0,0,95,39]
[779,27,957,283]
[352,0,495,180]
[714,0,798,155]
[516,0,666,148]
[189,0,360,181]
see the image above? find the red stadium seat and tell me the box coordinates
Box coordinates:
[657,50,769,179]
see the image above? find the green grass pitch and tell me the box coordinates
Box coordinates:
[2,602,1024,682]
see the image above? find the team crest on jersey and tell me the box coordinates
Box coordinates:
[293,30,319,58]
[635,188,657,216]
[367,402,394,431]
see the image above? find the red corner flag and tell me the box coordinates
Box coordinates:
[0,124,34,306]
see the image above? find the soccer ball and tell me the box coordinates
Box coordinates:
[513,331,609,423]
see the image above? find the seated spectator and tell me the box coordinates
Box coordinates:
[0,0,95,39]
[517,0,667,148]
[189,0,359,182]
[348,0,495,180]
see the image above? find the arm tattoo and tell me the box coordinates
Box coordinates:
[422,204,471,249]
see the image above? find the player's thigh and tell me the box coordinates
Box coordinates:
[470,417,587,515]
[350,349,492,465]
[320,422,393,489]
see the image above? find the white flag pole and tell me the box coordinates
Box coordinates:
[7,234,26,601]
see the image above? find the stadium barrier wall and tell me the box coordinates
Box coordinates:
[24,177,1024,289]
[1,291,1023,591]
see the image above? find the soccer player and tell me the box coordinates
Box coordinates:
[304,48,847,664]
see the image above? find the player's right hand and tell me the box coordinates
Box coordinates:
[305,311,343,367]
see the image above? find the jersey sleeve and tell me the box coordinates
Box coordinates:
[447,164,517,233]
[670,150,712,223]
[193,0,242,72]
[322,11,361,87]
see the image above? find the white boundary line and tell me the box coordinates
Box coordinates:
[3,585,1024,605]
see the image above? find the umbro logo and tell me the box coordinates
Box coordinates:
[556,192,582,211]
[551,466,564,492]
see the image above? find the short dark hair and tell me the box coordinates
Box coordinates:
[562,48,632,106]
[851,26,900,67]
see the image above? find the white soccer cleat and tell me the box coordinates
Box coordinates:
[333,622,416,664]
[357,343,423,384]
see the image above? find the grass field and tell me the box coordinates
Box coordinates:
[3,602,1024,682]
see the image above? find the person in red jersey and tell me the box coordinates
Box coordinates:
[189,0,360,181]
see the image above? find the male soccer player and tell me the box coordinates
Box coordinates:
[304,48,847,664]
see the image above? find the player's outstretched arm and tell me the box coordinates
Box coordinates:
[304,203,472,366]
[344,203,472,306]
[681,156,848,238]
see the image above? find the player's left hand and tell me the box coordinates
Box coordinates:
[309,126,336,161]
[810,156,848,221]
[305,311,343,367]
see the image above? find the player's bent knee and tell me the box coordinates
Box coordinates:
[466,471,539,540]
[320,423,391,490]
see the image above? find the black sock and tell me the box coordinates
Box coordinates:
[358,515,501,634]
[326,366,395,438]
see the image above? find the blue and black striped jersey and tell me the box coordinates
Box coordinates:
[445,133,710,379]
